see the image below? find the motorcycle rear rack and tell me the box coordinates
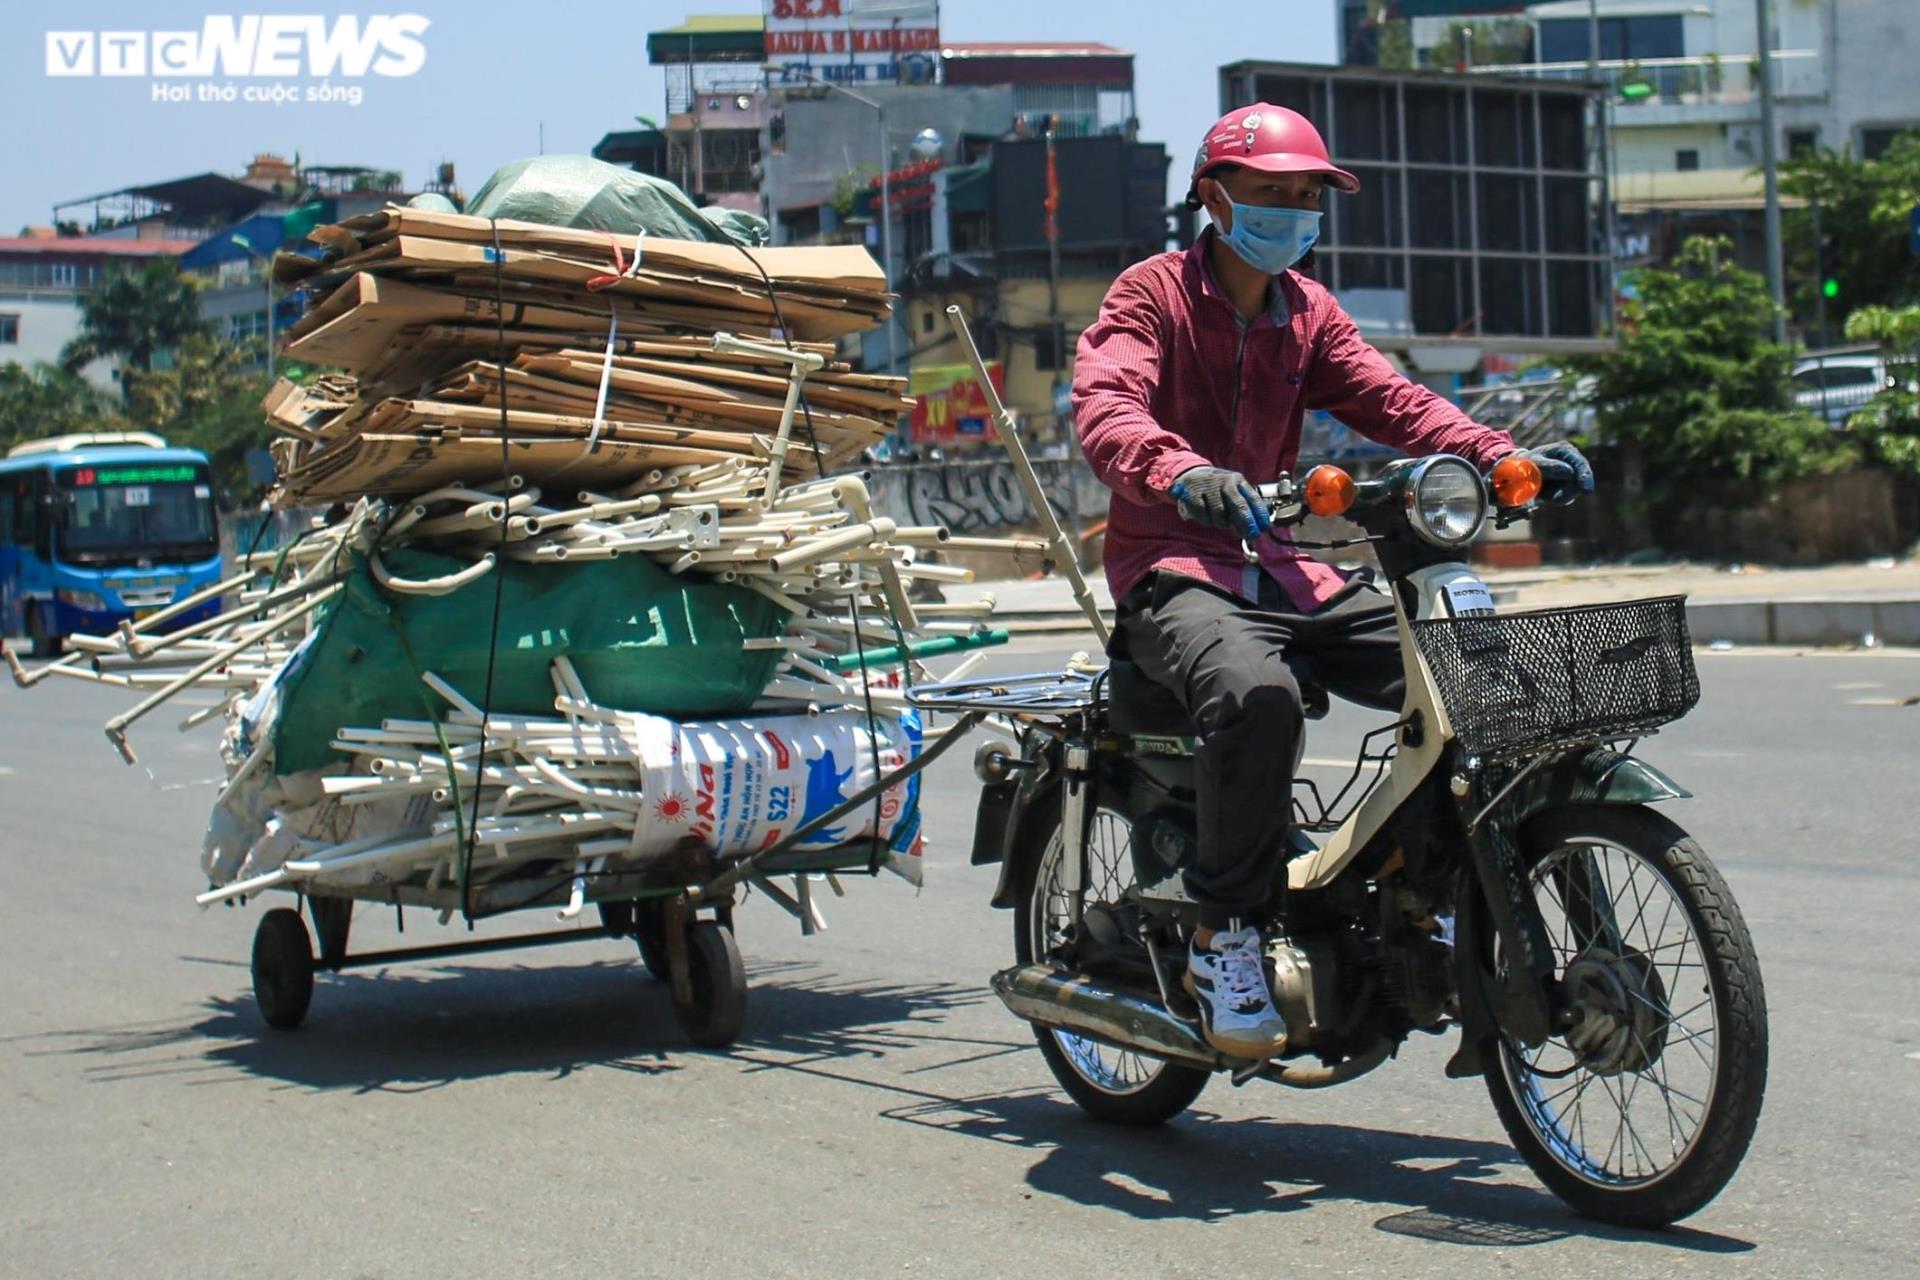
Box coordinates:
[907,668,1100,720]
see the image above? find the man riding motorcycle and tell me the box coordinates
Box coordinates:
[1071,103,1593,1060]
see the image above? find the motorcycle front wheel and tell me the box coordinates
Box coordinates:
[1486,804,1768,1227]
[1012,791,1210,1126]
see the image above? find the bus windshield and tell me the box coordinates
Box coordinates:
[55,463,218,564]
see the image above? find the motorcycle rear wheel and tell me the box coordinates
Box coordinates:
[1486,804,1768,1227]
[1012,792,1210,1126]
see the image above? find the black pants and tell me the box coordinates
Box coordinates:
[1113,569,1405,928]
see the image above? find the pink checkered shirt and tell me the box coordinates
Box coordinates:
[1073,230,1517,610]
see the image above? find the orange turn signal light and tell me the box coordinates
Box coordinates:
[1491,454,1544,508]
[1302,465,1357,517]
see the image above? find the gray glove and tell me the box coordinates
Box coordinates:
[1524,441,1595,505]
[1169,466,1270,539]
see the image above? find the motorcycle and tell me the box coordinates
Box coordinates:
[908,453,1767,1228]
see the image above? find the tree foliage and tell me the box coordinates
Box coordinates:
[0,362,123,455]
[122,335,276,503]
[1434,18,1532,69]
[1568,236,1841,490]
[0,256,277,502]
[1841,305,1920,474]
[1781,131,1920,335]
[60,257,208,374]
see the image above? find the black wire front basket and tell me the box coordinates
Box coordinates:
[1409,595,1701,762]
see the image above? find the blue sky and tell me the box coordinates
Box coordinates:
[1,2,1338,235]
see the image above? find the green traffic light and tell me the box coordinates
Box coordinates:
[1822,278,1840,299]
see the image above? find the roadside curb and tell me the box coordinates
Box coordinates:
[1687,598,1920,647]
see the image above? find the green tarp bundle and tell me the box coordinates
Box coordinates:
[697,206,771,247]
[467,155,741,245]
[271,548,786,774]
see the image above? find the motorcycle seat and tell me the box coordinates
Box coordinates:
[1105,660,1328,737]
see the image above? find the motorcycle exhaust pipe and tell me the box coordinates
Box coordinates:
[990,963,1229,1070]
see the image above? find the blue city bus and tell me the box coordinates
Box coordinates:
[0,433,224,657]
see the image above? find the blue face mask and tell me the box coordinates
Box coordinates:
[1215,202,1321,274]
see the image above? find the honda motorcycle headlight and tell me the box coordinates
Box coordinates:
[1405,457,1488,548]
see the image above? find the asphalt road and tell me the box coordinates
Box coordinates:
[2,641,1917,1279]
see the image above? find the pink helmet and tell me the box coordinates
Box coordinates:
[1186,104,1360,207]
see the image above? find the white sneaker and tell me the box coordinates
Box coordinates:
[1184,925,1287,1059]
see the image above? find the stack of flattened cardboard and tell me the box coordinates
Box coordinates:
[266,207,907,505]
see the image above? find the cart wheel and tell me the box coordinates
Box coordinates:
[671,921,746,1049]
[598,900,672,981]
[632,900,672,982]
[308,896,352,969]
[251,908,314,1030]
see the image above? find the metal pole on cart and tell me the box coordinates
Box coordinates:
[944,305,1109,646]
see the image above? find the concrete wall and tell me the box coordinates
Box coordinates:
[1612,123,1732,174]
[868,454,1107,576]
[1659,469,1914,565]
[0,293,116,390]
[1819,0,1920,153]
[1587,0,1920,190]
[870,455,1108,536]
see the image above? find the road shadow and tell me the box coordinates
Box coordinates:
[29,955,986,1096]
[23,956,1755,1256]
[875,1087,1754,1253]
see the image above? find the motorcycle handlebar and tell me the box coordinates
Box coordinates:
[1257,456,1566,531]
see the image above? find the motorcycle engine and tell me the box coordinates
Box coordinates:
[1267,939,1341,1050]
[1268,928,1455,1053]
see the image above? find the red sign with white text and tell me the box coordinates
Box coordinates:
[764,0,939,84]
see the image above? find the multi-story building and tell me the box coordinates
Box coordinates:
[9,157,428,385]
[1219,59,1611,357]
[893,131,1173,440]
[634,14,772,212]
[172,159,424,368]
[1339,2,1537,69]
[596,11,1171,438]
[1347,2,1920,272]
[0,234,200,389]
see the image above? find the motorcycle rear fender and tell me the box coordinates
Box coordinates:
[984,751,1061,910]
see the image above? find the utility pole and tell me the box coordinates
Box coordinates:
[1045,120,1064,437]
[232,232,272,379]
[1587,0,1600,86]
[1811,194,1827,347]
[1587,0,1615,334]
[781,68,900,415]
[879,106,896,384]
[1755,0,1787,342]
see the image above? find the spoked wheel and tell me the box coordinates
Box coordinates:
[1486,805,1768,1227]
[670,920,747,1049]
[251,907,315,1031]
[1013,795,1210,1126]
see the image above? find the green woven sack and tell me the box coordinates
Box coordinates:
[271,547,784,774]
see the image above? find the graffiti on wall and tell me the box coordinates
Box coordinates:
[869,457,1109,534]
